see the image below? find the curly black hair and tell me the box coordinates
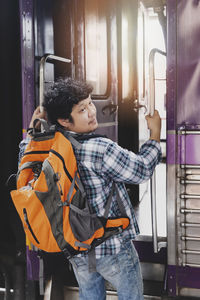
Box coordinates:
[43,77,93,125]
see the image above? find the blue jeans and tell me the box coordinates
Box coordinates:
[70,240,144,300]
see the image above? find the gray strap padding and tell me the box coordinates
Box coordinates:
[66,171,86,202]
[18,161,42,173]
[75,175,86,196]
[35,159,67,250]
[64,133,82,150]
[39,257,44,295]
[88,248,97,273]
[69,203,96,217]
[66,171,77,203]
[103,183,115,218]
[104,182,127,218]
[61,131,87,197]
[74,241,91,250]
[115,185,127,216]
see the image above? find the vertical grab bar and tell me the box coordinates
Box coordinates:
[39,54,71,106]
[149,48,166,253]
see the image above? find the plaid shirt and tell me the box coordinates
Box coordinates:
[19,134,161,258]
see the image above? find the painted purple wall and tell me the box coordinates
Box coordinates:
[167,1,200,297]
[177,0,200,126]
[166,0,177,131]
[167,0,200,164]
[19,0,35,133]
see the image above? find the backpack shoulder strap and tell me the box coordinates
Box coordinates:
[58,128,106,148]
[75,133,107,141]
[103,182,127,219]
[65,134,82,150]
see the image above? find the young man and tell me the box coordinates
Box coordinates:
[20,77,161,300]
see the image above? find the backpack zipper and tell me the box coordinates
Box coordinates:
[23,150,49,155]
[23,208,40,244]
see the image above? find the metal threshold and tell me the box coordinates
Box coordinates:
[65,287,162,300]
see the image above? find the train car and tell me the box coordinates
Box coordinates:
[1,0,200,299]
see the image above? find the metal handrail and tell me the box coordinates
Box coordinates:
[149,48,166,115]
[182,249,200,255]
[39,54,71,106]
[180,208,200,214]
[178,129,200,135]
[149,48,166,253]
[182,263,200,268]
[181,222,200,227]
[181,194,200,199]
[180,164,200,169]
[181,179,200,184]
[181,236,200,241]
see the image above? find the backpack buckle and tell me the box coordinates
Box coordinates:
[62,248,72,260]
[57,201,69,207]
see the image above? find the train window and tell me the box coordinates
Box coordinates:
[137,6,145,100]
[138,6,166,146]
[84,0,108,96]
[121,5,137,99]
[147,8,166,142]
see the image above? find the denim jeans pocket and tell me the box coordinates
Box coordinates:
[70,256,88,272]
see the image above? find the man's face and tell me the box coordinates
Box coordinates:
[59,96,98,133]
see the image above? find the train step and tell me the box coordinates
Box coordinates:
[63,287,162,300]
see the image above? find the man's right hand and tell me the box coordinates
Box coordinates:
[145,110,161,143]
[29,106,47,128]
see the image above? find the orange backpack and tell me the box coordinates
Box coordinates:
[10,122,130,261]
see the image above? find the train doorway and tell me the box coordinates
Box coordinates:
[19,0,168,299]
[117,1,167,297]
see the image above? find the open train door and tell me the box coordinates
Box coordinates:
[132,1,167,298]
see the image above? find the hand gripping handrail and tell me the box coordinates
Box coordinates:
[149,48,166,253]
[39,54,71,106]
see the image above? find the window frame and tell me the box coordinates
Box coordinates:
[83,0,111,99]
